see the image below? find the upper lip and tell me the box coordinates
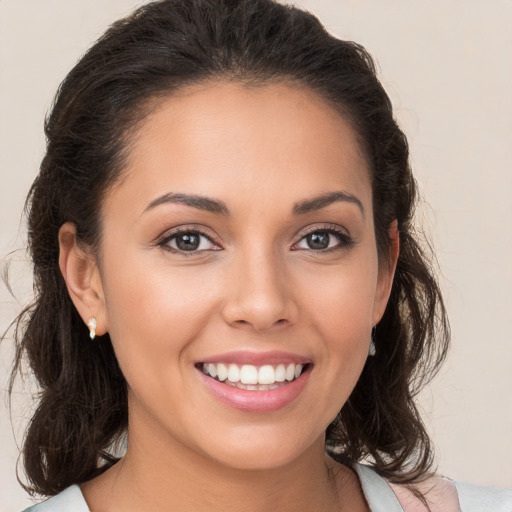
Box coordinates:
[198,350,311,366]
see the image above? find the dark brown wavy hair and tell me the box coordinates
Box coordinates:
[6,0,449,497]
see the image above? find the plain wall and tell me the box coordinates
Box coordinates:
[1,0,511,509]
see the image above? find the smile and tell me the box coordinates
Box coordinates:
[199,362,306,390]
[195,354,312,412]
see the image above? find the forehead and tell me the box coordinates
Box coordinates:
[106,81,372,219]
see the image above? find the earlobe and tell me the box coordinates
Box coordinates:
[58,222,108,337]
[372,220,400,325]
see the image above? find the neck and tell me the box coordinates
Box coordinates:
[82,419,351,512]
[126,436,340,511]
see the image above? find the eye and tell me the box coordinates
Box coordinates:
[159,229,219,255]
[294,226,353,252]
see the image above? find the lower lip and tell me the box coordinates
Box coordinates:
[196,366,311,413]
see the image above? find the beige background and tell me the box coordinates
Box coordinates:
[1,0,511,509]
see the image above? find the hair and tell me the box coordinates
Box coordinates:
[7,0,449,498]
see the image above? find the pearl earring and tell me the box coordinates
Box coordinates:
[369,327,376,356]
[87,317,97,340]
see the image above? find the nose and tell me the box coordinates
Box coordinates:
[221,247,299,333]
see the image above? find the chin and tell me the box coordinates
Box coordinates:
[190,423,325,472]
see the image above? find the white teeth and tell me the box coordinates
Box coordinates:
[258,365,275,384]
[208,363,217,378]
[275,364,286,382]
[240,365,258,384]
[201,362,306,386]
[227,364,240,383]
[217,363,228,381]
[224,381,285,391]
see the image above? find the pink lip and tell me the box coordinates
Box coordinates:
[196,364,312,413]
[199,350,311,366]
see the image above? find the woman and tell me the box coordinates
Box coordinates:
[6,0,511,510]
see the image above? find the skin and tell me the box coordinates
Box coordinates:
[59,81,403,511]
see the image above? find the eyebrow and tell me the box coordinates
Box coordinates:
[293,191,364,217]
[143,192,230,216]
[142,190,364,217]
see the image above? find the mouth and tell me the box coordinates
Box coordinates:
[196,362,310,391]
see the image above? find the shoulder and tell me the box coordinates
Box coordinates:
[352,463,512,512]
[390,476,512,512]
[390,476,459,512]
[451,479,512,512]
[21,485,89,512]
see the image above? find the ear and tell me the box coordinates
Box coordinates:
[58,222,108,337]
[372,220,400,326]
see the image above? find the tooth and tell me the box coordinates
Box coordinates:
[275,364,286,382]
[208,363,217,378]
[258,365,275,384]
[209,361,305,385]
[240,365,258,384]
[217,363,228,381]
[227,364,240,382]
[285,363,295,381]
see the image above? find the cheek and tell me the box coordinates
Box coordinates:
[100,251,218,380]
[300,253,378,338]
[299,254,378,402]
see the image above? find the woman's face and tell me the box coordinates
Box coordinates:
[94,82,395,470]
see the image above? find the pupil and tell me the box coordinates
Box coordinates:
[308,232,329,249]
[177,233,199,250]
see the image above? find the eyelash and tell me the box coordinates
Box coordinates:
[157,224,354,257]
[295,225,354,253]
[157,227,219,257]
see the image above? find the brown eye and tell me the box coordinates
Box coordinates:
[292,226,354,253]
[295,228,352,252]
[160,229,219,254]
[175,232,201,251]
[305,232,331,250]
